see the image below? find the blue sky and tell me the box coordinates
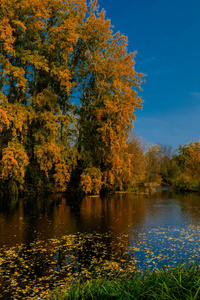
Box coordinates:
[99,0,200,149]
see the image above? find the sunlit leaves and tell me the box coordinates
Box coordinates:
[81,167,102,194]
[0,0,144,194]
[0,16,16,55]
[125,134,146,189]
[0,0,86,192]
[70,1,144,193]
[0,140,29,184]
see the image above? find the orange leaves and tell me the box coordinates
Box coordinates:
[81,5,112,45]
[53,161,70,191]
[12,19,26,33]
[49,16,78,43]
[34,142,71,191]
[171,141,200,191]
[0,0,144,194]
[0,107,11,132]
[0,140,29,183]
[34,142,60,176]
[58,69,72,92]
[33,90,64,143]
[81,173,92,194]
[176,141,200,179]
[8,65,27,93]
[27,53,49,73]
[126,134,146,187]
[0,98,32,140]
[33,90,58,112]
[0,17,16,55]
[72,1,144,194]
[81,167,102,195]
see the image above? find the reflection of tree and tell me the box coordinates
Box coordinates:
[80,193,147,243]
[0,195,19,212]
[1,189,200,251]
[23,195,78,244]
[0,198,24,247]
[23,195,56,244]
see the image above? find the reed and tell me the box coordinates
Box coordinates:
[49,263,200,300]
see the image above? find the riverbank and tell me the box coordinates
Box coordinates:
[49,263,200,299]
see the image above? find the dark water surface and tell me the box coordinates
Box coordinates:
[1,190,200,247]
[1,189,200,298]
[1,190,200,252]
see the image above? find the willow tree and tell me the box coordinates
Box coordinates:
[0,0,143,195]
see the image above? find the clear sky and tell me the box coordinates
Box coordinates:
[98,0,200,149]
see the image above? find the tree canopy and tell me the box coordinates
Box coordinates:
[0,0,144,195]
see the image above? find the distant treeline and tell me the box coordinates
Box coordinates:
[125,137,200,193]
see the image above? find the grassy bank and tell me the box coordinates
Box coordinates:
[49,263,200,300]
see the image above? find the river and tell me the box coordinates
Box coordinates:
[1,189,200,298]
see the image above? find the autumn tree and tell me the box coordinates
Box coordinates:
[123,133,146,189]
[0,0,143,195]
[0,0,87,193]
[145,144,162,185]
[172,141,200,191]
[157,144,178,184]
[72,1,143,194]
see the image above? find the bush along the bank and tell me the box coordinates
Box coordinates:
[171,141,200,192]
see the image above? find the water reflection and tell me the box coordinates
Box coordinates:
[0,190,200,248]
[1,190,200,298]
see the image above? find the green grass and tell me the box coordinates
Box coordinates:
[49,263,200,300]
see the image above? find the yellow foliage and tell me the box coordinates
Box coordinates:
[0,107,11,131]
[53,163,70,191]
[126,135,146,185]
[0,98,33,140]
[0,17,16,55]
[81,174,92,194]
[34,142,61,176]
[81,167,102,195]
[177,141,200,180]
[1,140,29,183]
[0,0,144,194]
